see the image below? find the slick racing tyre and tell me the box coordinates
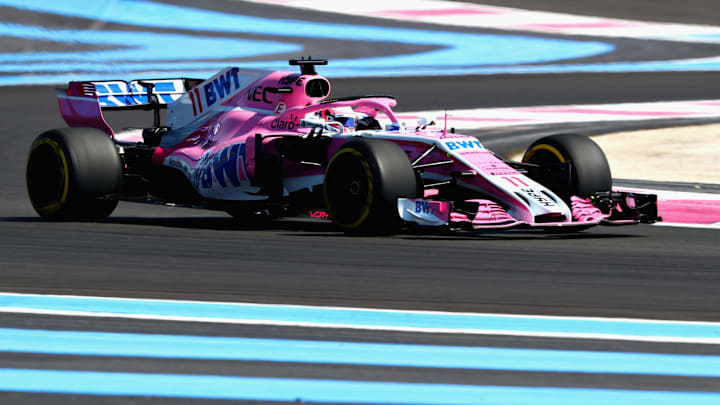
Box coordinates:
[522,133,611,201]
[26,127,123,220]
[323,139,419,234]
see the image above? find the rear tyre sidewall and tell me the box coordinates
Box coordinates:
[26,127,122,220]
[522,133,611,200]
[324,139,418,234]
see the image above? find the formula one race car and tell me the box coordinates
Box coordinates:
[26,58,658,233]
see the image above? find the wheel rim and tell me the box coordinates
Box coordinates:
[324,149,373,228]
[524,142,574,199]
[524,144,566,164]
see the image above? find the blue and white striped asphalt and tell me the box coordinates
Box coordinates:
[1,327,719,377]
[1,292,720,402]
[3,0,720,84]
[2,293,719,343]
[2,369,720,405]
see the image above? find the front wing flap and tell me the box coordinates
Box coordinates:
[398,190,660,231]
[592,191,660,224]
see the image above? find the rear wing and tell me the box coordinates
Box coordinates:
[93,79,186,108]
[56,78,202,138]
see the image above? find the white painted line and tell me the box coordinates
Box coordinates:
[654,222,720,229]
[246,0,720,44]
[614,187,720,201]
[3,291,719,324]
[396,100,720,130]
[2,292,720,344]
[2,307,720,344]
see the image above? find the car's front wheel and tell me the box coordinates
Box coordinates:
[522,133,612,202]
[323,139,419,234]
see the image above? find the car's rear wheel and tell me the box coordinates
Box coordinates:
[323,139,419,234]
[26,127,123,220]
[522,133,612,201]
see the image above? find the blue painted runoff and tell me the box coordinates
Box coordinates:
[0,0,612,67]
[5,56,720,85]
[1,293,719,340]
[1,328,719,377]
[0,23,300,63]
[1,368,720,404]
[0,0,614,84]
[0,0,717,82]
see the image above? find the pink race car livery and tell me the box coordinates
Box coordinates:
[26,59,658,233]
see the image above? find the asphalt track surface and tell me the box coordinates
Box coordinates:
[1,1,720,403]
